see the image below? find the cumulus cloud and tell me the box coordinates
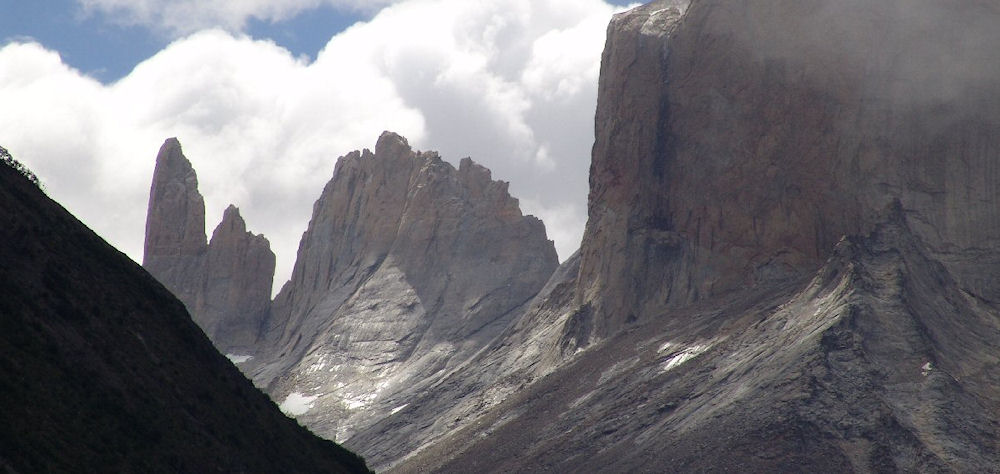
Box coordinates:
[1,0,629,292]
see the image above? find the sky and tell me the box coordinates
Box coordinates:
[1,0,638,293]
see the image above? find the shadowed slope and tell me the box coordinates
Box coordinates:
[398,209,1000,473]
[0,155,369,473]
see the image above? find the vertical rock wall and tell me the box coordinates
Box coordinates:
[143,139,275,352]
[255,132,559,441]
[577,0,1000,340]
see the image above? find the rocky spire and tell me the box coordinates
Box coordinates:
[143,138,207,307]
[203,205,275,350]
[143,139,274,352]
[255,131,559,442]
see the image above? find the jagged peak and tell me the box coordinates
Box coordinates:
[209,204,272,249]
[215,204,247,234]
[374,130,412,160]
[458,156,493,183]
[153,137,195,180]
[144,137,206,262]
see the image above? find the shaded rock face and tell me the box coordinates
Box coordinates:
[367,1,1000,471]
[398,211,1000,473]
[577,0,1000,340]
[348,251,584,471]
[0,152,370,473]
[204,205,276,350]
[143,139,274,352]
[143,138,207,307]
[250,132,559,442]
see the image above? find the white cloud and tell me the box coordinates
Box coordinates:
[1,0,630,293]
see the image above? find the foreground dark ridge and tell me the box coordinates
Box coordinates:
[0,156,369,472]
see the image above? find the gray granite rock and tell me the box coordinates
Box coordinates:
[143,138,207,308]
[0,144,370,474]
[577,0,1000,342]
[247,132,559,442]
[143,139,274,353]
[355,1,1000,470]
[396,209,1000,473]
[203,205,275,351]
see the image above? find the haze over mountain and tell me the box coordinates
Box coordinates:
[0,147,370,473]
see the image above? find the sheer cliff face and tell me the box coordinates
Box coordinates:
[203,205,275,350]
[141,132,558,447]
[376,4,1000,470]
[578,0,1000,340]
[143,139,274,351]
[143,138,208,307]
[397,211,1000,474]
[256,131,559,442]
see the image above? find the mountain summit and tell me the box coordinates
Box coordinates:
[143,132,560,444]
[143,138,275,352]
[135,1,1000,471]
[360,0,1000,470]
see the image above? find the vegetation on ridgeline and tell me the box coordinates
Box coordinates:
[0,145,41,187]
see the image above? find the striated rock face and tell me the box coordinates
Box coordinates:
[398,210,1000,473]
[372,1,1000,471]
[143,138,207,307]
[249,132,559,443]
[348,251,584,471]
[143,139,274,352]
[0,150,370,473]
[577,0,1000,341]
[203,205,276,350]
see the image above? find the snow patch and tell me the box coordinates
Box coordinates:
[345,399,366,410]
[660,344,711,373]
[226,354,253,364]
[280,392,319,416]
[391,404,408,415]
[306,354,328,373]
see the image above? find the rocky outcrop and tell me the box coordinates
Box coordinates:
[203,205,276,350]
[143,138,207,308]
[350,1,1000,470]
[347,251,583,471]
[576,0,1000,341]
[247,132,559,443]
[133,1,1000,470]
[0,148,370,473]
[395,209,1000,473]
[143,138,274,352]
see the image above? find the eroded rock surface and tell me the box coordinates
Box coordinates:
[577,0,1000,341]
[245,132,559,442]
[143,139,274,352]
[399,210,1000,473]
[372,1,1000,471]
[203,205,276,350]
[143,138,208,308]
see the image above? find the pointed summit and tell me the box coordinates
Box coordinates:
[144,138,207,263]
[204,204,275,350]
[142,139,274,352]
[143,138,208,308]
